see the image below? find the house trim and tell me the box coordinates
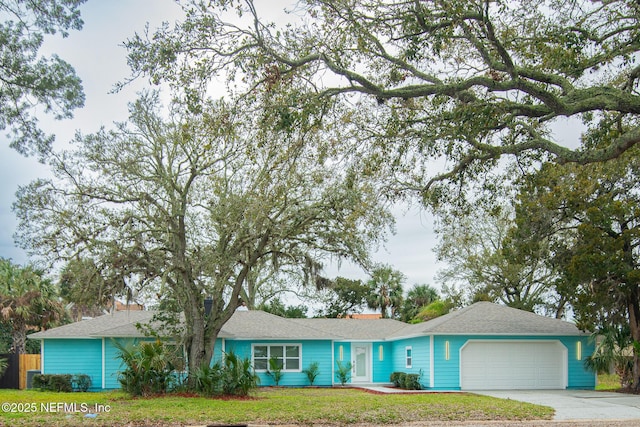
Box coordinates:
[40,340,45,375]
[429,335,434,388]
[101,338,106,389]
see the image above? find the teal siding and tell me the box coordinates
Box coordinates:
[225,340,334,387]
[43,339,102,390]
[372,342,394,383]
[212,338,224,363]
[333,342,351,384]
[432,335,465,390]
[561,336,597,389]
[104,338,123,389]
[391,337,430,388]
[41,327,594,391]
[431,335,596,390]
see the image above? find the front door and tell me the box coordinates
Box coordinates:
[351,343,372,383]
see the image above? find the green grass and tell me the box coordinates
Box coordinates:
[0,388,553,426]
[596,373,621,391]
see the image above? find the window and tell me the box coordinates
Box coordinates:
[252,344,301,372]
[405,346,412,368]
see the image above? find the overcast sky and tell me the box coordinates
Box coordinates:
[0,0,444,293]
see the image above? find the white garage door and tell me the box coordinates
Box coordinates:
[460,341,566,390]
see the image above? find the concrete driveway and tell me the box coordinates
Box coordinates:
[474,390,640,420]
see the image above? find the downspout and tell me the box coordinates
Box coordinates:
[429,335,434,388]
[40,340,44,375]
[331,340,335,386]
[102,338,106,389]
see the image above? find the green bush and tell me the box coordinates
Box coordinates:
[335,360,351,386]
[267,356,284,386]
[193,351,259,397]
[403,373,422,390]
[303,361,320,386]
[115,340,180,396]
[390,371,422,390]
[220,351,260,396]
[72,374,92,392]
[33,374,73,392]
[390,372,405,387]
[194,363,224,396]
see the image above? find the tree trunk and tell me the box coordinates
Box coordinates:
[182,234,267,389]
[184,288,242,388]
[622,226,640,390]
[185,301,207,389]
[628,289,640,390]
[12,323,27,354]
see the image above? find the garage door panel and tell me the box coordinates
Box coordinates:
[461,341,565,390]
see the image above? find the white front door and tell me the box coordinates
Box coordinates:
[351,343,372,383]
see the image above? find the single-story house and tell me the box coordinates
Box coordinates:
[28,302,596,391]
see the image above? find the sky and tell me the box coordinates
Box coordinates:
[0,0,444,293]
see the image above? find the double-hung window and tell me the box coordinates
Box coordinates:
[405,346,412,369]
[253,344,301,372]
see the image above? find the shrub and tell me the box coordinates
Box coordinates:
[115,340,180,396]
[194,351,259,397]
[193,363,224,396]
[220,351,260,396]
[403,373,422,390]
[390,372,405,387]
[390,371,422,390]
[335,360,351,386]
[72,374,92,392]
[303,361,320,386]
[33,374,73,392]
[267,356,284,386]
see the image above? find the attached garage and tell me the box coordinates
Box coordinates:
[460,340,567,390]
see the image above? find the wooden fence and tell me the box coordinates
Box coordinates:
[19,354,41,389]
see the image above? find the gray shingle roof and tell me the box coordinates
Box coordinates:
[28,310,156,339]
[28,302,585,341]
[291,318,408,340]
[218,310,336,339]
[390,301,586,338]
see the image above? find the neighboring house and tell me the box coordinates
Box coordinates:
[28,302,596,391]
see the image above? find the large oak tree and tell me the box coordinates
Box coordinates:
[13,92,392,381]
[124,0,640,205]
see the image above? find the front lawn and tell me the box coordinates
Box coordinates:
[596,373,621,391]
[0,388,553,426]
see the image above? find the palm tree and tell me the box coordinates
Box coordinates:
[366,265,405,319]
[401,284,440,322]
[0,258,66,354]
[585,324,634,389]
